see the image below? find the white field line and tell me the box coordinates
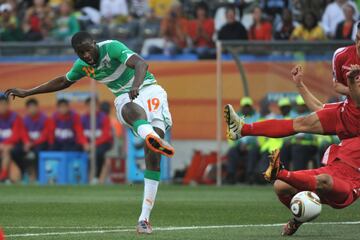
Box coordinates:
[5,221,360,238]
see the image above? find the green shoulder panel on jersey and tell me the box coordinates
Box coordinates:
[65,59,88,82]
[65,40,157,96]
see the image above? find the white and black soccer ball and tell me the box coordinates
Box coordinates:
[290,191,322,223]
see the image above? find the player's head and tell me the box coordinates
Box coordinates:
[25,98,39,116]
[0,94,9,115]
[295,95,308,114]
[277,97,292,117]
[71,31,99,66]
[240,97,254,116]
[57,98,70,115]
[84,97,99,113]
[225,6,236,23]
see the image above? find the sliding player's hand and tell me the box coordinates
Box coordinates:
[346,64,360,84]
[129,86,140,101]
[4,88,29,100]
[291,65,303,87]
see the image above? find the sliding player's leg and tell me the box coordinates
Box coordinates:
[224,104,337,140]
[136,127,163,234]
[121,102,174,157]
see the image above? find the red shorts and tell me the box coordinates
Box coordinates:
[316,101,360,140]
[300,160,360,208]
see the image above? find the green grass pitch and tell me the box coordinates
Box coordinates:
[0,185,359,240]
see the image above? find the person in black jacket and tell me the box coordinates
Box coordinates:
[335,3,356,40]
[218,6,248,40]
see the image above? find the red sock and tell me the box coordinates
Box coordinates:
[325,177,352,205]
[277,169,317,191]
[0,169,8,180]
[241,119,295,137]
[277,194,294,209]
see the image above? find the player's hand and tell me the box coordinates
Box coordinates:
[4,88,29,100]
[291,65,304,86]
[129,86,140,101]
[346,64,360,83]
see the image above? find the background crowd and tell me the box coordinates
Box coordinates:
[0,0,359,57]
[0,94,124,184]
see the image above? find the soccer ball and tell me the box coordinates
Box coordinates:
[290,191,322,223]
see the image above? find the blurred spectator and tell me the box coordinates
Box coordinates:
[49,0,62,9]
[186,2,215,57]
[155,2,187,56]
[23,98,52,181]
[292,0,329,22]
[139,9,161,39]
[149,0,176,18]
[74,0,100,11]
[277,97,292,169]
[218,6,247,40]
[100,0,128,24]
[0,3,23,41]
[259,0,290,21]
[51,1,80,41]
[290,11,326,41]
[52,99,88,151]
[274,8,297,40]
[130,0,150,18]
[81,98,112,184]
[0,95,25,182]
[290,95,318,170]
[321,0,358,39]
[225,97,260,185]
[248,6,272,40]
[214,3,242,32]
[335,3,356,40]
[23,0,54,41]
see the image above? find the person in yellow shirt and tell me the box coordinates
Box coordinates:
[290,11,326,41]
[148,0,176,18]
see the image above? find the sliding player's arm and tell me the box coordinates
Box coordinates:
[333,81,350,95]
[346,64,360,107]
[291,65,324,111]
[4,76,74,99]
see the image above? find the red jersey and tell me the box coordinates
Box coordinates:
[332,45,360,102]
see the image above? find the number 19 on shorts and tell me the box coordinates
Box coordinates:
[147,98,160,112]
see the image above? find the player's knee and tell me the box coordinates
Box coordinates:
[316,174,333,192]
[121,102,147,124]
[274,180,296,195]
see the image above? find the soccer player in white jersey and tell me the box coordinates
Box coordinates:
[4,31,175,234]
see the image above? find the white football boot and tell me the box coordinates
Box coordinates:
[224,104,244,141]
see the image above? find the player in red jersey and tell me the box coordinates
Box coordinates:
[225,24,360,141]
[263,65,360,236]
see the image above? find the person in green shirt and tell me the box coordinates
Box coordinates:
[4,31,174,234]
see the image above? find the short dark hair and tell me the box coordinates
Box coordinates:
[57,98,69,106]
[84,96,98,105]
[71,31,94,49]
[26,98,38,107]
[0,94,8,103]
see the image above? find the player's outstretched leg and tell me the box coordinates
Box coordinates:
[136,127,164,234]
[224,104,325,140]
[122,102,174,157]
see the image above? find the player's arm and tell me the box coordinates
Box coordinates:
[4,76,74,99]
[291,65,324,111]
[346,64,360,107]
[333,80,350,95]
[126,54,148,100]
